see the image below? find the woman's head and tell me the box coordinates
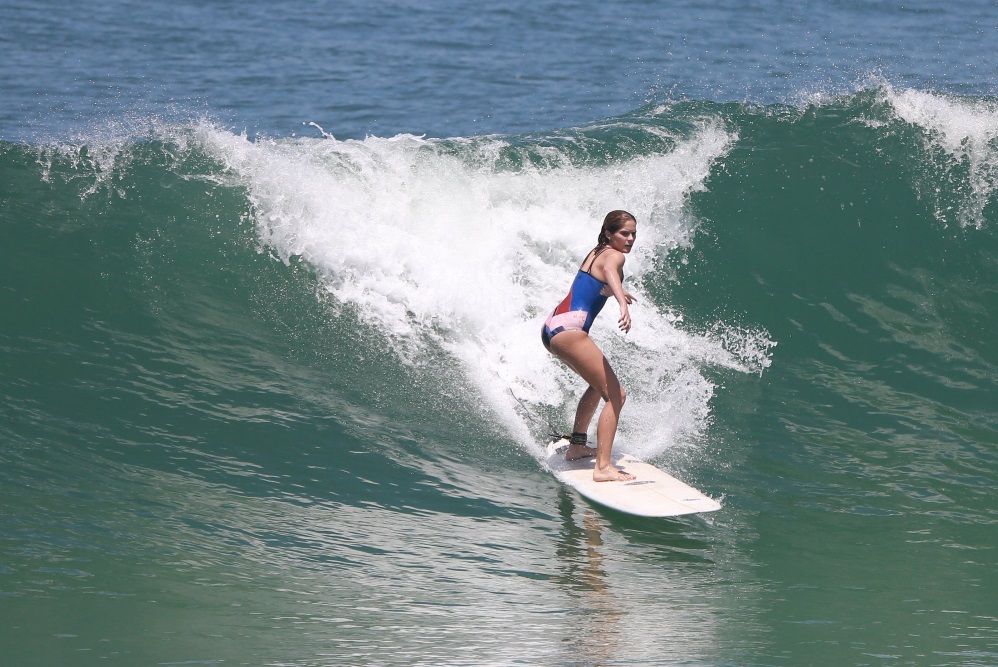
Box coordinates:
[597,210,637,247]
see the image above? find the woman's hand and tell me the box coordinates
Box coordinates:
[618,305,632,333]
[619,290,636,332]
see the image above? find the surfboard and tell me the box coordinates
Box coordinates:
[545,438,722,517]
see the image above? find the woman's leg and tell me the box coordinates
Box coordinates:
[564,385,601,460]
[549,331,633,482]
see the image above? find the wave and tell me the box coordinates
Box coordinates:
[3,83,996,486]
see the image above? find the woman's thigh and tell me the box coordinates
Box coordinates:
[549,331,622,402]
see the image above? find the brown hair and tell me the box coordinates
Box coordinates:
[597,210,636,246]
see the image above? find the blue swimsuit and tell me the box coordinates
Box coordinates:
[541,247,612,349]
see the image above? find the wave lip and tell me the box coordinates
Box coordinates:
[881,86,998,229]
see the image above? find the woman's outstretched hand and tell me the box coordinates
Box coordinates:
[619,291,636,332]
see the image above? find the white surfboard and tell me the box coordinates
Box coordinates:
[545,438,722,517]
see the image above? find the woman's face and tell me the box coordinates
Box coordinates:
[607,219,637,253]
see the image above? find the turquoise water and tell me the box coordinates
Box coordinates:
[2,2,998,666]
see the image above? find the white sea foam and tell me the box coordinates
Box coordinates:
[196,122,773,458]
[885,86,998,229]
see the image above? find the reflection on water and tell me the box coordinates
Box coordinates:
[552,487,622,664]
[545,483,777,667]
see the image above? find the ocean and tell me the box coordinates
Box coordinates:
[1,1,996,665]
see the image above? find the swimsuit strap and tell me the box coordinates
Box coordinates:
[579,245,610,276]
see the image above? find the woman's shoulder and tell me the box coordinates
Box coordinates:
[595,246,625,266]
[590,246,624,280]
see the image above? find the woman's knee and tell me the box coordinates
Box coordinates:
[603,381,625,406]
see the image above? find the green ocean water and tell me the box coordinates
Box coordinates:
[2,87,996,666]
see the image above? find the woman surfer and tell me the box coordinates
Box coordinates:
[541,210,638,482]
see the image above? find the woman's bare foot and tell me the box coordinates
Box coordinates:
[565,444,597,460]
[593,465,635,482]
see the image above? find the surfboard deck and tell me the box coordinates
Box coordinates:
[545,438,722,517]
